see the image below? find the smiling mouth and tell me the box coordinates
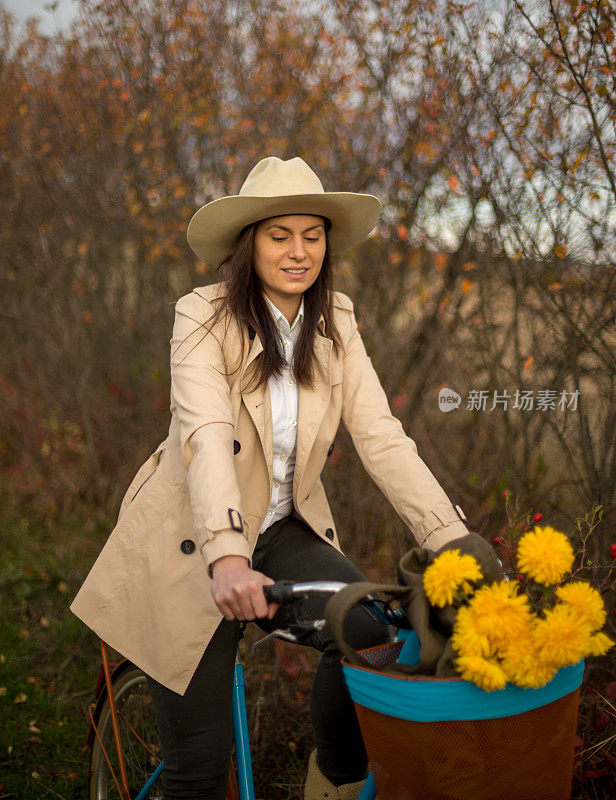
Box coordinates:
[282,268,308,274]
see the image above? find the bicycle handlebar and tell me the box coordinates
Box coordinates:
[263,580,348,605]
[262,580,410,629]
[253,580,411,653]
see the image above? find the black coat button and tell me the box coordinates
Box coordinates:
[180,539,196,554]
[233,440,241,454]
[325,528,334,541]
[327,442,334,457]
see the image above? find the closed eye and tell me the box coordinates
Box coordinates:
[272,236,320,242]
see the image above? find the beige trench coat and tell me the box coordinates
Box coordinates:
[70,282,470,695]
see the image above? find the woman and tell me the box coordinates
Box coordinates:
[70,156,498,800]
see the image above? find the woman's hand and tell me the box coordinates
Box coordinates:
[211,555,279,621]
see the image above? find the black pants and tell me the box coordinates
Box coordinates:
[144,513,390,800]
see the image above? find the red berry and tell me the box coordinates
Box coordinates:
[493,536,502,545]
[517,574,524,581]
[610,544,616,559]
[533,513,543,522]
[502,489,509,498]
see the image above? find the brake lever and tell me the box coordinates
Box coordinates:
[250,619,327,656]
[251,629,299,654]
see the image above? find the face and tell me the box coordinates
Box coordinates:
[252,214,327,312]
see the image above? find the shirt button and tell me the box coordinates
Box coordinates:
[267,509,274,515]
[287,379,294,385]
[279,454,287,462]
[290,419,297,427]
[273,481,280,488]
[284,339,290,346]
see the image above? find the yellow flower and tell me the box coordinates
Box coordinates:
[466,581,534,651]
[423,549,482,607]
[555,582,606,631]
[588,632,614,657]
[500,645,558,689]
[456,655,508,691]
[451,605,492,658]
[516,526,574,585]
[533,605,590,668]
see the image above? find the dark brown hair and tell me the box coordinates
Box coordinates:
[182,215,342,393]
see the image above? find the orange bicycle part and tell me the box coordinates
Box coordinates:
[100,640,131,800]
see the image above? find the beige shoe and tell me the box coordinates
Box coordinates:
[303,749,368,800]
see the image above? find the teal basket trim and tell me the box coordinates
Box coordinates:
[343,634,584,722]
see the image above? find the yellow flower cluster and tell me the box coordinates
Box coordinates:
[427,525,615,691]
[423,549,483,607]
[516,525,574,584]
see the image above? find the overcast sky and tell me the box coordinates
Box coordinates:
[4,0,509,36]
[3,0,78,33]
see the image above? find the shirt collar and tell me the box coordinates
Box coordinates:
[262,292,304,332]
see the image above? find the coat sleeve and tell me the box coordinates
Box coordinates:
[170,291,252,576]
[338,295,470,551]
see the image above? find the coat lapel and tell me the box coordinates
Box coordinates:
[240,314,332,497]
[294,332,332,504]
[240,332,274,478]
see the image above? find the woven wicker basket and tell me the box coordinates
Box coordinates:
[343,638,583,800]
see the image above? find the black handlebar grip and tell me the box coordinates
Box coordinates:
[263,581,295,605]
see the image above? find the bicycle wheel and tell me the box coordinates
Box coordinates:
[89,663,163,800]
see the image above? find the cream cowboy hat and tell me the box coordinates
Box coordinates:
[186,156,382,264]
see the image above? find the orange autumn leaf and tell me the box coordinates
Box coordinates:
[462,260,476,271]
[434,252,448,271]
[191,113,209,127]
[461,278,473,294]
[548,283,564,291]
[554,244,567,258]
[396,224,408,241]
[523,355,534,374]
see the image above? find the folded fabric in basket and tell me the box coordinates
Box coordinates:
[325,537,501,678]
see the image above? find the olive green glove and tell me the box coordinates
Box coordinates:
[436,530,504,586]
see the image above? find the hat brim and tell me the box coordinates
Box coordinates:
[186,192,382,264]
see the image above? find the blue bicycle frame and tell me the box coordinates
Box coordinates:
[130,587,403,800]
[133,653,378,800]
[230,656,377,800]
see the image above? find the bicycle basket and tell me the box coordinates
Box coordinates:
[343,636,583,800]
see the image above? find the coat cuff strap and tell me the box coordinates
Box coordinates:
[417,504,469,550]
[200,508,245,534]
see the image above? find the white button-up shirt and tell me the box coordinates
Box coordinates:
[258,292,304,534]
